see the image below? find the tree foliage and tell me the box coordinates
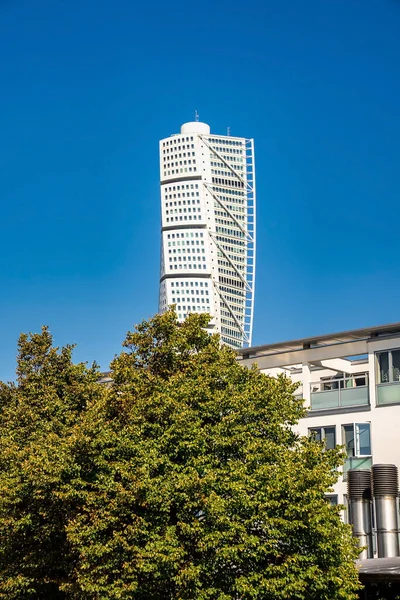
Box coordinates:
[0,311,361,599]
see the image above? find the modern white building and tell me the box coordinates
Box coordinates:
[158,120,256,348]
[237,322,400,513]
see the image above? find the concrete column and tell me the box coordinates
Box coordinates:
[367,348,377,408]
[302,362,311,410]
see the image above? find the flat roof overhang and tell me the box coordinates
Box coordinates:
[237,322,400,370]
[357,557,400,582]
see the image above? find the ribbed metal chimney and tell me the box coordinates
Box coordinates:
[372,464,399,558]
[347,469,373,559]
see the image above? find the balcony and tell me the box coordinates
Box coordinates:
[343,456,373,479]
[376,382,400,406]
[376,352,400,405]
[310,374,369,412]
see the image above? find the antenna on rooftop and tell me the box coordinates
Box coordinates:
[195,110,199,122]
[227,126,231,136]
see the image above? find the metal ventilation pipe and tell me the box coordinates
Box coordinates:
[347,469,373,559]
[372,464,399,558]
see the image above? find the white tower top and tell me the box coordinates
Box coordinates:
[180,122,210,135]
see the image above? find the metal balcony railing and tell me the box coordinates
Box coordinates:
[310,374,369,411]
[343,456,372,480]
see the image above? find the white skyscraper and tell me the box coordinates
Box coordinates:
[158,120,256,349]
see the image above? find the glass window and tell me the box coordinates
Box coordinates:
[378,352,390,383]
[377,349,400,383]
[310,428,322,442]
[324,427,336,450]
[393,350,400,382]
[342,423,371,456]
[343,424,355,457]
[326,495,338,506]
[342,423,372,479]
[357,423,371,456]
[309,426,336,450]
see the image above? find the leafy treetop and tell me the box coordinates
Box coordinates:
[0,311,361,599]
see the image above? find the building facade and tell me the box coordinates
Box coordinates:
[158,121,256,348]
[237,322,400,512]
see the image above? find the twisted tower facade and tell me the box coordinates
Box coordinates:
[158,121,256,349]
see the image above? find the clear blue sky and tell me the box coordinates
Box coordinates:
[1,0,399,379]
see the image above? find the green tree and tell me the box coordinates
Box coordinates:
[0,311,361,599]
[0,327,105,598]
